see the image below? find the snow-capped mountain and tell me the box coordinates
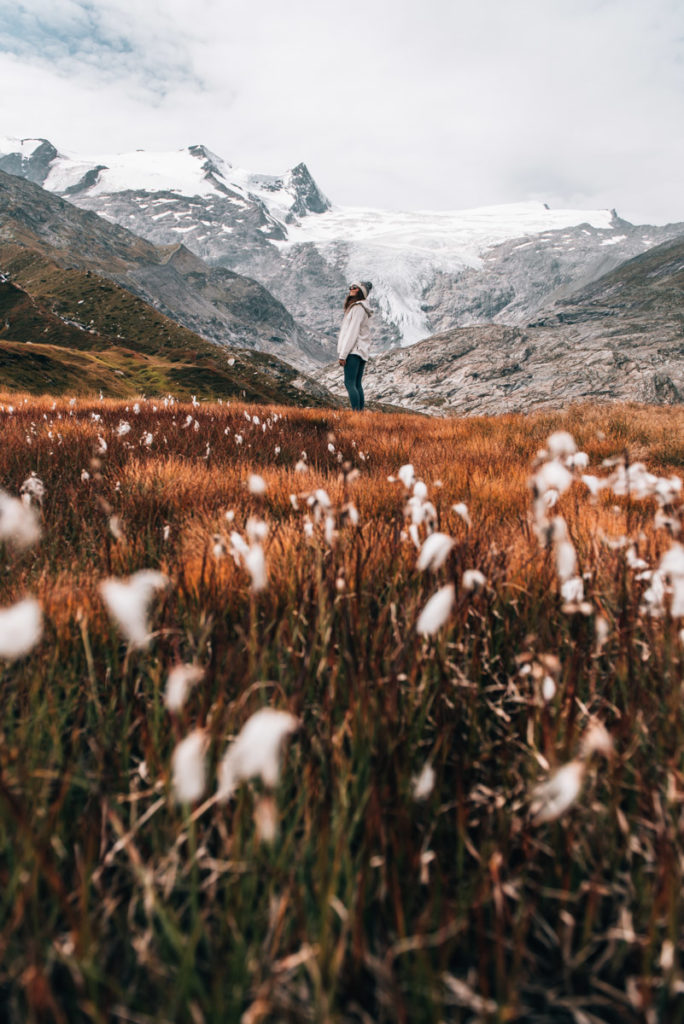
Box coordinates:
[1,137,683,365]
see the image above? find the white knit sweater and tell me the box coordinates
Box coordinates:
[337,300,372,361]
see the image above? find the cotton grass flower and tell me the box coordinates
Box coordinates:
[555,539,578,582]
[20,473,45,507]
[533,460,573,496]
[248,474,267,496]
[0,490,41,549]
[530,720,612,824]
[659,543,684,617]
[561,577,585,604]
[244,544,268,591]
[216,708,299,802]
[398,464,415,489]
[530,760,586,824]
[0,598,42,660]
[547,431,577,459]
[171,729,208,803]
[164,664,204,713]
[417,532,454,572]
[411,762,436,801]
[452,502,471,527]
[462,569,486,592]
[416,584,455,636]
[99,569,168,648]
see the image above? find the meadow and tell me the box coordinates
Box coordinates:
[0,393,683,1024]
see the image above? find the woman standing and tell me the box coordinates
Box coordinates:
[338,281,373,411]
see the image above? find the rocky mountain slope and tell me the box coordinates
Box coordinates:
[314,235,684,415]
[3,138,682,359]
[0,249,336,404]
[0,166,330,369]
[0,172,336,403]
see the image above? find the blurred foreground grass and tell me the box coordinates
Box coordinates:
[0,393,683,1024]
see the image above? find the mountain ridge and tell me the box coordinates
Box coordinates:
[5,137,682,357]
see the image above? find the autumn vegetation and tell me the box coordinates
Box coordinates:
[0,392,683,1023]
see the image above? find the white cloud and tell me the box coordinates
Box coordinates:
[1,0,683,223]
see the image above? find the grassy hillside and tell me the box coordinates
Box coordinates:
[0,396,683,1022]
[0,246,337,406]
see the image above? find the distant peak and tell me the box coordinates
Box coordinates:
[0,138,58,186]
[285,163,330,216]
[188,144,231,171]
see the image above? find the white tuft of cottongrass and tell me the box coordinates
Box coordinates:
[216,708,299,802]
[164,664,205,713]
[99,570,168,648]
[171,729,208,803]
[245,544,268,592]
[416,584,455,636]
[561,576,585,603]
[417,532,454,572]
[462,569,486,592]
[654,544,684,617]
[580,720,614,759]
[452,502,471,527]
[547,431,577,459]
[246,517,268,544]
[534,461,573,496]
[398,464,415,489]
[411,762,436,801]
[0,491,41,550]
[248,474,267,496]
[20,473,45,507]
[530,760,585,824]
[0,598,43,660]
[542,675,557,702]
[581,474,606,497]
[555,540,578,582]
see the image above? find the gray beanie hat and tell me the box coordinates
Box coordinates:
[351,281,373,299]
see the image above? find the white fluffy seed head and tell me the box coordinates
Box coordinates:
[416,584,455,636]
[0,491,41,550]
[411,762,436,801]
[417,533,454,572]
[99,570,168,648]
[171,729,208,804]
[248,474,267,496]
[580,720,614,759]
[561,576,585,603]
[164,664,205,713]
[246,517,268,544]
[0,598,43,660]
[245,544,268,592]
[398,464,415,489]
[530,760,585,824]
[216,708,299,803]
[555,540,578,582]
[462,569,486,592]
[547,431,577,459]
[452,502,471,527]
[534,461,574,496]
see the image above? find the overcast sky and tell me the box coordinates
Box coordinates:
[1,0,683,224]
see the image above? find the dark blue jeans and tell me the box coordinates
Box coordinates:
[344,354,366,411]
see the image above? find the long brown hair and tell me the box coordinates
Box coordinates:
[344,285,364,312]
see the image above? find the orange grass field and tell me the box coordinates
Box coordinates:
[0,392,683,1023]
